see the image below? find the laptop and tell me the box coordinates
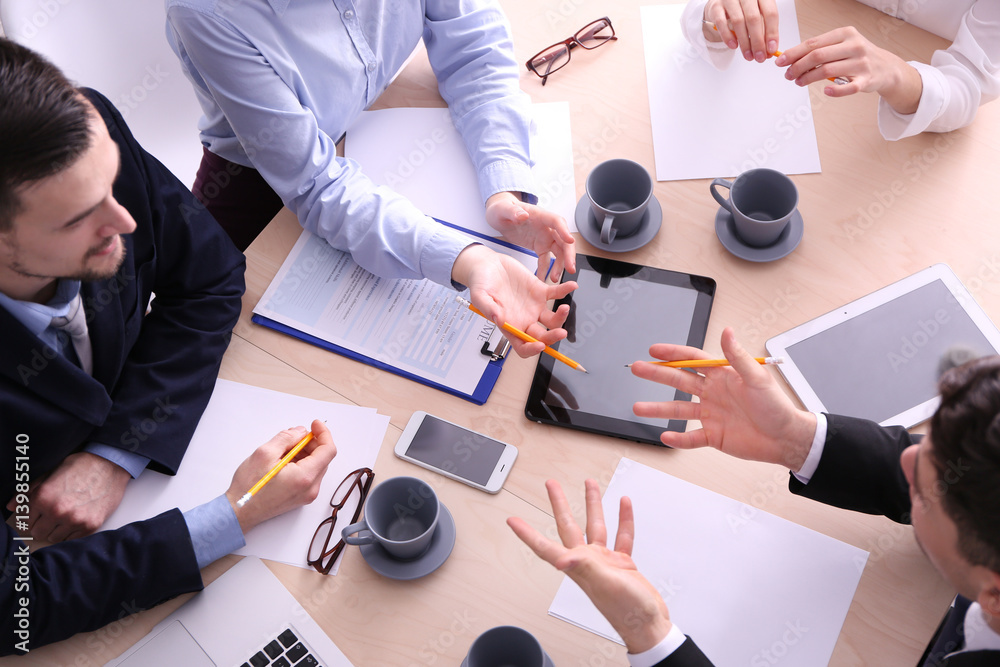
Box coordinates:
[108,557,353,667]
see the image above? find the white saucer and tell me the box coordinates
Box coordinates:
[576,194,662,253]
[359,504,456,580]
[714,207,803,262]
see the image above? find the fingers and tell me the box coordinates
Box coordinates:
[705,1,736,48]
[760,0,779,56]
[269,425,310,456]
[647,342,713,363]
[737,0,767,62]
[630,361,706,396]
[633,398,703,422]
[546,479,586,549]
[659,429,712,450]
[295,419,338,475]
[612,496,636,556]
[536,292,574,329]
[721,327,767,382]
[507,516,564,565]
[584,479,607,547]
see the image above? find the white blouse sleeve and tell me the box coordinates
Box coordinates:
[680,0,739,70]
[877,1,1000,140]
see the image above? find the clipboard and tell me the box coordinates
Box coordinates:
[250,312,508,405]
[251,220,543,405]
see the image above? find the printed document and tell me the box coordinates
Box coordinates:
[253,228,536,396]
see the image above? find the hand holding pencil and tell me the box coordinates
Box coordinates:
[628,327,817,470]
[451,245,577,359]
[226,420,337,533]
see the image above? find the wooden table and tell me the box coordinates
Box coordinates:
[11,0,999,665]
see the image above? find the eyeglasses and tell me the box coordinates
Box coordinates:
[525,17,617,86]
[307,467,375,574]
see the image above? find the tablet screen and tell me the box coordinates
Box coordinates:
[525,256,715,445]
[783,278,999,424]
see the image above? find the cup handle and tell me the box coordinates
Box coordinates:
[600,213,617,245]
[342,520,374,546]
[709,178,734,212]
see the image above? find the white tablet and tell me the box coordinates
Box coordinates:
[766,264,1000,427]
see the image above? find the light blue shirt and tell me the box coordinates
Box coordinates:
[166,0,538,288]
[182,494,246,569]
[0,281,150,478]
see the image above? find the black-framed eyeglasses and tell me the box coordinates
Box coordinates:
[525,17,617,86]
[307,467,374,574]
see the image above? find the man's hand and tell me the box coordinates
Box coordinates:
[226,420,337,533]
[630,327,816,471]
[703,0,779,63]
[452,244,577,357]
[508,479,672,654]
[775,27,922,114]
[8,452,131,542]
[485,191,576,279]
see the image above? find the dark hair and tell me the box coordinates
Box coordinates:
[930,355,1000,574]
[0,37,92,231]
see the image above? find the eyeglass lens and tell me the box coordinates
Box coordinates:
[307,468,373,570]
[528,18,615,80]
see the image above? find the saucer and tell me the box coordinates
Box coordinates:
[714,207,803,262]
[576,194,662,253]
[359,504,456,580]
[461,651,555,667]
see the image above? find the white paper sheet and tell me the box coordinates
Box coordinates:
[103,380,388,573]
[253,229,532,396]
[641,3,822,181]
[549,458,867,666]
[345,103,578,234]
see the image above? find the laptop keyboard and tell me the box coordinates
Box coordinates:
[241,628,322,667]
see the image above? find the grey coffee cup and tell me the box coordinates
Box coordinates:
[710,168,798,248]
[586,158,653,245]
[342,476,439,560]
[463,626,552,667]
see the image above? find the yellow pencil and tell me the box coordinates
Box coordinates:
[457,296,587,373]
[625,357,783,369]
[236,430,316,507]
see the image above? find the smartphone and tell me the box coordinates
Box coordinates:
[394,411,518,494]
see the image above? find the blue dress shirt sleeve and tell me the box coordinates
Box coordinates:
[182,493,246,570]
[84,442,150,479]
[422,0,538,204]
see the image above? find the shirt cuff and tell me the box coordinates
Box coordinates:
[876,61,946,141]
[627,623,687,667]
[84,442,150,479]
[182,494,246,570]
[791,413,827,484]
[478,158,536,206]
[421,221,477,289]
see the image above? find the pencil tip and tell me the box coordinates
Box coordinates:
[580,367,589,374]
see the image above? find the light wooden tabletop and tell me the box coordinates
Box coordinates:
[12,0,1000,665]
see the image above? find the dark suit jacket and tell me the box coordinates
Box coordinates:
[0,89,245,654]
[653,414,999,667]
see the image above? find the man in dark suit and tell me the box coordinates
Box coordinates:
[0,39,337,655]
[510,327,1000,666]
[0,38,245,542]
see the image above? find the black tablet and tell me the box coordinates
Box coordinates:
[524,255,716,445]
